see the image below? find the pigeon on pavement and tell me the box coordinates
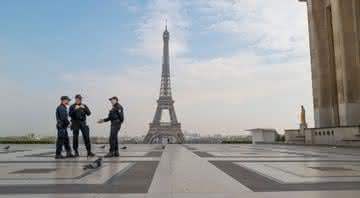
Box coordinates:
[83,157,103,170]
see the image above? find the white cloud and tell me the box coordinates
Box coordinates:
[203,0,309,55]
[57,49,313,137]
[131,0,189,59]
[0,53,313,137]
[174,51,313,134]
[0,0,313,137]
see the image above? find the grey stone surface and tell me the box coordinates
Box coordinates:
[0,144,359,197]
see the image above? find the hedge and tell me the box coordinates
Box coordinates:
[221,140,252,144]
[0,140,55,144]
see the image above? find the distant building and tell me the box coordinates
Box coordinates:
[184,131,201,140]
[247,128,277,144]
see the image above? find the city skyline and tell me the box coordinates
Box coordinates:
[0,0,312,137]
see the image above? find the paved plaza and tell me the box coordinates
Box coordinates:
[0,144,359,197]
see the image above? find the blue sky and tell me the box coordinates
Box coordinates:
[0,0,312,137]
[1,1,139,86]
[1,0,240,87]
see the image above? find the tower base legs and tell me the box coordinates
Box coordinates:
[144,125,185,144]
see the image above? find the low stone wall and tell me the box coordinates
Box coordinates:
[285,126,360,146]
[284,129,305,144]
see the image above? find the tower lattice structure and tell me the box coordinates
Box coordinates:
[143,26,185,144]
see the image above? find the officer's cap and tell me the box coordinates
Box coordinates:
[109,96,118,101]
[75,94,82,99]
[61,96,71,101]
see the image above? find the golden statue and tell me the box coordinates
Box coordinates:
[300,105,306,124]
[299,105,308,131]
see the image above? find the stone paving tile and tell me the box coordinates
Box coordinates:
[172,192,261,198]
[96,194,146,198]
[0,194,97,198]
[148,145,251,193]
[0,144,359,197]
[259,191,360,198]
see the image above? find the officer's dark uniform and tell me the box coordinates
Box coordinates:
[103,102,124,155]
[55,103,72,157]
[69,102,92,156]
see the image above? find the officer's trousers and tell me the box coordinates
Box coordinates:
[109,124,121,153]
[72,121,91,153]
[56,128,71,156]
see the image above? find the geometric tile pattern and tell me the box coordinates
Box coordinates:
[10,168,57,174]
[188,144,360,192]
[233,162,360,183]
[0,144,359,197]
[309,167,354,171]
[0,144,162,194]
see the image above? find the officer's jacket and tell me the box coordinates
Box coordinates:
[104,103,124,124]
[56,104,70,129]
[69,103,91,122]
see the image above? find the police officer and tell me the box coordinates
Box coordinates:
[55,96,74,159]
[98,96,124,158]
[69,94,95,157]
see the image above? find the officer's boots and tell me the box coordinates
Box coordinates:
[55,155,65,159]
[87,152,95,157]
[66,152,75,158]
[104,152,114,158]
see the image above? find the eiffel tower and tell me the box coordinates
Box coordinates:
[144,25,185,144]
